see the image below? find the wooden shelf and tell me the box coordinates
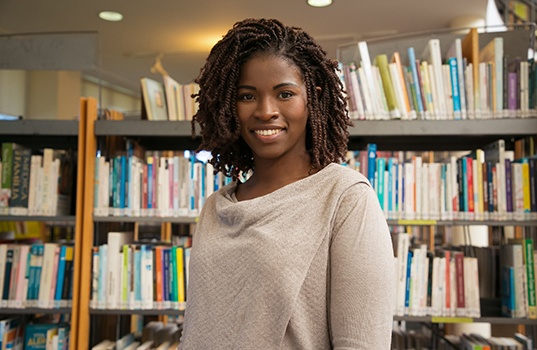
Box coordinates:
[94,119,537,151]
[395,315,537,325]
[93,215,197,224]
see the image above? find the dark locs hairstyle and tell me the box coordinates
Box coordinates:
[192,18,352,180]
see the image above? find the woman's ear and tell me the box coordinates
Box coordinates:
[315,86,322,96]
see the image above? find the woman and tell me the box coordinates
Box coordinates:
[180,18,394,349]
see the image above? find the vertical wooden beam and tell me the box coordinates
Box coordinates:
[74,97,98,350]
[70,97,87,350]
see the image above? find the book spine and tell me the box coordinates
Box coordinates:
[0,143,14,214]
[9,146,31,215]
[448,57,462,119]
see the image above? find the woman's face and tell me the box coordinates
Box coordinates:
[236,54,309,165]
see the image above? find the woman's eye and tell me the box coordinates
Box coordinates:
[279,91,294,99]
[239,93,254,101]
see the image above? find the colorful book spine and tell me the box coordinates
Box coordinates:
[448,57,462,119]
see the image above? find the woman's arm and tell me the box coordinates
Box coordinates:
[329,182,395,349]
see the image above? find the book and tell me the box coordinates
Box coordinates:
[141,77,168,121]
[9,144,32,215]
[38,243,59,308]
[23,323,63,350]
[509,238,537,319]
[107,231,134,309]
[461,28,480,118]
[479,36,504,117]
[374,54,399,118]
[421,39,447,119]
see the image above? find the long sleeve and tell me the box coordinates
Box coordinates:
[329,182,395,349]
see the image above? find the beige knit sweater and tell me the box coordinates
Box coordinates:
[179,163,394,349]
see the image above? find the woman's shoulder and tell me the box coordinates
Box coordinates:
[321,163,371,188]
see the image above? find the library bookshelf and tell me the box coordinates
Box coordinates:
[336,23,537,347]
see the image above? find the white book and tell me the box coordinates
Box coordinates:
[38,243,59,308]
[422,39,447,120]
[140,245,154,309]
[373,66,389,120]
[479,37,503,116]
[404,162,415,220]
[348,63,366,119]
[388,62,408,120]
[478,62,489,118]
[431,256,442,316]
[14,244,29,308]
[28,155,42,216]
[163,75,181,121]
[40,148,54,216]
[0,244,6,304]
[91,340,115,350]
[106,231,134,309]
[358,67,375,120]
[442,64,454,119]
[395,233,410,316]
[136,341,154,350]
[49,158,60,216]
[465,63,475,119]
[358,41,381,119]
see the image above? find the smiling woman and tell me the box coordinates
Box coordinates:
[180,18,395,350]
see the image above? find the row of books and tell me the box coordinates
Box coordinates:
[90,231,191,310]
[93,151,232,218]
[393,233,481,318]
[341,29,537,121]
[352,140,537,221]
[0,243,75,309]
[0,143,74,216]
[0,316,69,350]
[391,327,532,350]
[92,321,181,350]
[140,76,199,121]
[501,238,537,319]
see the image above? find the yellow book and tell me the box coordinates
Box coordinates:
[521,160,531,213]
[374,54,399,118]
[176,246,185,304]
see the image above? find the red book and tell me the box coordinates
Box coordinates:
[466,157,474,215]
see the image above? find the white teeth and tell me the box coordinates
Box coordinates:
[254,129,281,136]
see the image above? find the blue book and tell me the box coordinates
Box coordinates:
[57,324,69,350]
[54,245,68,302]
[162,248,170,304]
[119,155,127,209]
[189,154,196,212]
[27,244,44,302]
[376,157,386,210]
[98,245,107,307]
[407,47,424,115]
[134,249,141,307]
[367,143,377,188]
[404,251,413,313]
[448,57,462,119]
[147,157,154,209]
[23,323,61,350]
[387,158,394,213]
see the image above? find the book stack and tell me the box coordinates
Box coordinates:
[90,231,191,311]
[93,149,232,219]
[347,137,537,222]
[339,28,537,121]
[0,143,75,217]
[0,242,75,309]
[140,76,199,121]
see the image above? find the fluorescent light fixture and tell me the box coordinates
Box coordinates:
[307,0,332,7]
[99,11,123,22]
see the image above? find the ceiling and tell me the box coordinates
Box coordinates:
[0,0,489,95]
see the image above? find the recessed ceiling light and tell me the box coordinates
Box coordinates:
[99,11,123,22]
[307,0,332,7]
